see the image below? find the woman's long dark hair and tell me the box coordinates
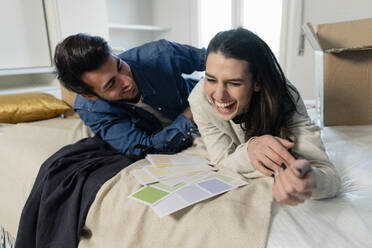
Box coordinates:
[206,28,298,140]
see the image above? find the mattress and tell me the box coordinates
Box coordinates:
[267,125,372,247]
[0,118,371,247]
[0,118,93,237]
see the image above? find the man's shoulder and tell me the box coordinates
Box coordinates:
[120,39,171,60]
[139,39,173,50]
[74,95,125,114]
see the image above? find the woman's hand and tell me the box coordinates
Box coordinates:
[247,135,295,176]
[272,159,316,206]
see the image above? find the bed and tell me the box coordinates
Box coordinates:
[0,98,371,247]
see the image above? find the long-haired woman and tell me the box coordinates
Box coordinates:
[189,28,341,205]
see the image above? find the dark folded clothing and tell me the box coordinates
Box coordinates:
[15,135,133,248]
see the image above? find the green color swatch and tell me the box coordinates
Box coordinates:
[132,186,168,204]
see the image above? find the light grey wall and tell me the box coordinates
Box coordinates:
[153,0,199,47]
[282,0,372,100]
[106,0,153,25]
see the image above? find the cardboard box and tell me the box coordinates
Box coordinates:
[303,18,372,126]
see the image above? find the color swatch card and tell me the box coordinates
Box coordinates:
[130,155,214,186]
[130,168,158,185]
[158,170,213,187]
[129,154,248,217]
[128,181,188,206]
[143,164,213,180]
[141,154,214,186]
[152,172,247,217]
[129,186,169,206]
[146,154,209,167]
[129,171,248,217]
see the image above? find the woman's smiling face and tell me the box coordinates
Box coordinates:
[204,51,259,121]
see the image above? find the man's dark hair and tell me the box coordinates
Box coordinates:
[54,33,111,95]
[207,27,298,140]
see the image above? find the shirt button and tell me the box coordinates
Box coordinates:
[187,132,190,135]
[182,138,186,141]
[132,106,135,110]
[190,128,194,131]
[158,107,162,111]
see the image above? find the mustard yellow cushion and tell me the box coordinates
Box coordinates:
[0,92,71,124]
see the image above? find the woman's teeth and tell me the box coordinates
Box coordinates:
[215,101,235,108]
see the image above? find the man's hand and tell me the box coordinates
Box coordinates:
[272,159,316,206]
[183,107,194,123]
[247,135,295,176]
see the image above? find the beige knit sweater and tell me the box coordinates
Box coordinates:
[188,80,341,200]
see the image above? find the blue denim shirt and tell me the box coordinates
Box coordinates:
[74,39,206,156]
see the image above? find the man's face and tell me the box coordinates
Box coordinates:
[81,55,140,103]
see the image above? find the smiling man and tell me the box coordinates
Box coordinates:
[54,33,205,157]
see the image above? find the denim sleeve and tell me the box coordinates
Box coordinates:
[77,109,197,156]
[161,39,206,74]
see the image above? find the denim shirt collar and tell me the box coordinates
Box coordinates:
[128,62,156,99]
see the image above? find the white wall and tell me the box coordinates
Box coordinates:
[45,0,109,58]
[281,0,372,100]
[153,0,199,47]
[0,0,51,70]
[107,0,153,25]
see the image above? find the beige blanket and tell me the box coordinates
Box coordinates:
[0,118,273,247]
[79,139,274,248]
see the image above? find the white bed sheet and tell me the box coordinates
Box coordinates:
[267,125,372,248]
